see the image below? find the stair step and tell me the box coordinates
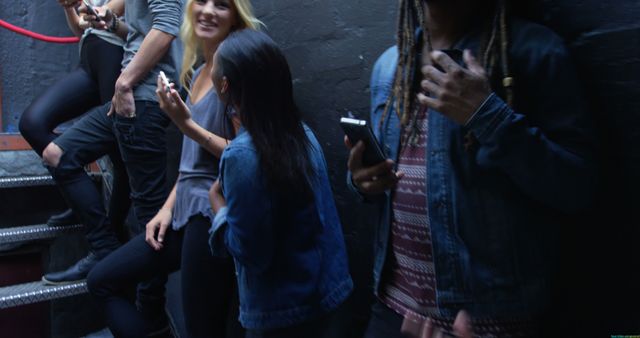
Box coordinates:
[0,280,87,309]
[0,172,103,189]
[0,175,56,189]
[0,224,83,245]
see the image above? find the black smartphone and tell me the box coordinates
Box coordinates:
[340,117,386,166]
[82,0,102,21]
[434,49,464,72]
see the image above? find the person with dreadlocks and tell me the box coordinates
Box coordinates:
[346,0,595,337]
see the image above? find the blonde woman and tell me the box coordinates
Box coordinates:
[86,1,261,337]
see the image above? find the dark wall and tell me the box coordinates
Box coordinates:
[0,1,80,132]
[2,0,639,336]
[524,1,640,336]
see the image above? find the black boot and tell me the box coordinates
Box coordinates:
[46,208,79,227]
[42,252,103,285]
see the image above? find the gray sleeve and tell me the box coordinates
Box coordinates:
[148,0,184,37]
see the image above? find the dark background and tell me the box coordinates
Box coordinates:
[1,0,639,336]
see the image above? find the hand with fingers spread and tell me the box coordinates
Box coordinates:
[345,136,404,195]
[401,310,474,338]
[145,208,173,251]
[156,74,192,127]
[418,49,491,125]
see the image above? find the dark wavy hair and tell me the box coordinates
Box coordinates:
[216,29,314,200]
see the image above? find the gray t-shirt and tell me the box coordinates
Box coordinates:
[122,0,184,101]
[172,66,234,230]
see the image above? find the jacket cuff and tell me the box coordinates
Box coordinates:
[346,171,367,201]
[208,206,229,258]
[346,171,386,204]
[464,93,513,144]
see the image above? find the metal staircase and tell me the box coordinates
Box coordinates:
[0,148,111,337]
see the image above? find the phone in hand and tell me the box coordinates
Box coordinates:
[82,0,102,21]
[340,117,386,166]
[159,71,172,93]
[436,49,464,72]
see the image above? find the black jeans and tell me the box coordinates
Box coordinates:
[19,35,130,233]
[87,215,237,338]
[363,300,408,338]
[52,100,171,324]
[52,100,170,251]
[245,312,333,338]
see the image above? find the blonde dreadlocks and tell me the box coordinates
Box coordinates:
[378,0,514,147]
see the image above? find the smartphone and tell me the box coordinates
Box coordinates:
[159,71,171,93]
[82,0,102,21]
[435,49,464,72]
[340,117,386,166]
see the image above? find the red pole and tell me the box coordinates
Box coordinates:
[0,64,3,132]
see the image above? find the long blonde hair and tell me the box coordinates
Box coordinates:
[179,0,264,91]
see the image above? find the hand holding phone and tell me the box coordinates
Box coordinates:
[342,117,403,195]
[340,117,386,166]
[82,0,103,23]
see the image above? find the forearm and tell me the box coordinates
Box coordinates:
[105,0,125,17]
[161,183,178,212]
[107,16,129,40]
[179,119,229,158]
[467,94,596,213]
[63,7,84,37]
[116,29,174,91]
[106,0,127,39]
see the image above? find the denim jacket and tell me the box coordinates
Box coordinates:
[210,125,353,330]
[356,19,596,318]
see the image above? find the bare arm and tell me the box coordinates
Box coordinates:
[145,183,178,250]
[110,28,175,117]
[59,2,84,37]
[105,0,125,16]
[104,0,128,40]
[117,29,173,90]
[180,120,230,158]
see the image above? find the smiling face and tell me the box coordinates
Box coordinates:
[191,0,238,44]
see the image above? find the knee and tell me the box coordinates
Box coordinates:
[18,112,40,141]
[86,265,108,299]
[42,143,63,168]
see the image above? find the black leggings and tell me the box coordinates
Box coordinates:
[20,34,123,155]
[87,215,238,338]
[19,34,130,231]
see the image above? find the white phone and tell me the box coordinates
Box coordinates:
[159,71,172,92]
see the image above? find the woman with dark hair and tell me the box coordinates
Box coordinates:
[86,1,262,337]
[208,29,353,338]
